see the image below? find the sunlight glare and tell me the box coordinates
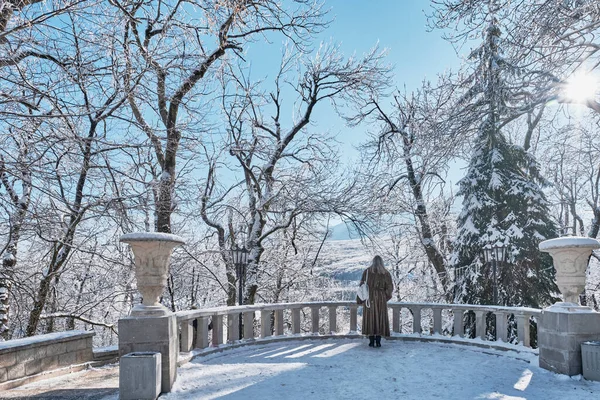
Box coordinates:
[513,369,533,391]
[266,344,313,358]
[285,343,336,358]
[564,73,598,103]
[312,342,362,358]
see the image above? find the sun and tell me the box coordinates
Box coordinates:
[564,72,598,103]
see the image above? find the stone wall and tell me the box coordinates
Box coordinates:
[0,331,94,388]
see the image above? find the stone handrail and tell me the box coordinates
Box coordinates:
[0,331,95,389]
[175,302,541,353]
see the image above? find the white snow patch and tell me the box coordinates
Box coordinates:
[0,331,92,350]
[120,232,186,244]
[539,237,600,251]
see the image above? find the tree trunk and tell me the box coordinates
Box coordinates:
[0,150,31,339]
[27,272,53,336]
[26,122,96,336]
[402,136,449,293]
[167,273,176,312]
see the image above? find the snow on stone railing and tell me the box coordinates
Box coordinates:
[174,302,541,353]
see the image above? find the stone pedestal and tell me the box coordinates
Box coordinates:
[538,304,600,376]
[119,314,178,393]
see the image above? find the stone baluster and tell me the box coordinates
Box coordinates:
[196,317,210,349]
[349,306,358,333]
[475,310,486,340]
[292,308,301,334]
[392,307,400,333]
[515,313,531,348]
[328,306,337,334]
[275,309,284,336]
[432,308,443,335]
[494,311,508,342]
[212,314,223,346]
[311,306,320,334]
[260,310,272,338]
[453,308,464,337]
[411,307,422,334]
[180,320,194,352]
[243,312,254,340]
[227,313,240,342]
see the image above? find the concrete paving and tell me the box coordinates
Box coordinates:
[0,365,118,400]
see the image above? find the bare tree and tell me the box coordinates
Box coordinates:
[0,3,134,335]
[200,44,390,305]
[353,79,462,295]
[0,125,33,339]
[118,0,329,233]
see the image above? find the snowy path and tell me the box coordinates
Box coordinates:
[165,338,599,400]
[3,338,600,399]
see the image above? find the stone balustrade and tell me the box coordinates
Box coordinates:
[0,331,95,390]
[175,302,541,353]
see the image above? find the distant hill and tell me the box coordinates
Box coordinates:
[327,222,362,241]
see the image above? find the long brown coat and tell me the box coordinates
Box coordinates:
[358,267,393,336]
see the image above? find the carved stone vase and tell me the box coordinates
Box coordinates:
[539,237,600,306]
[121,232,186,317]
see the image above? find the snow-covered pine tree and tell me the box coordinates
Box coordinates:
[452,10,559,308]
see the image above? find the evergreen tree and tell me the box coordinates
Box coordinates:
[452,11,559,308]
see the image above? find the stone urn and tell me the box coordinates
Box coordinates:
[539,236,600,306]
[121,232,186,317]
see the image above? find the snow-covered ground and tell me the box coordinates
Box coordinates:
[163,339,599,400]
[5,338,599,399]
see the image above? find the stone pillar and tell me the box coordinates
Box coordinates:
[243,312,255,339]
[227,313,240,342]
[311,306,320,334]
[118,232,185,394]
[411,307,422,334]
[538,237,600,376]
[328,306,337,334]
[433,308,442,335]
[453,309,464,337]
[515,314,531,348]
[119,315,178,393]
[494,311,508,342]
[260,310,271,338]
[196,317,210,348]
[212,315,223,345]
[475,311,486,340]
[292,308,301,334]
[349,306,358,333]
[180,320,194,352]
[275,310,284,336]
[392,307,400,333]
[538,305,600,375]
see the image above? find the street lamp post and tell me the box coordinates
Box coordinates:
[483,244,506,305]
[230,247,249,339]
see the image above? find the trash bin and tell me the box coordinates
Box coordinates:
[119,352,162,400]
[581,341,600,382]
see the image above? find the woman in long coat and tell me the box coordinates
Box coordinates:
[358,255,393,347]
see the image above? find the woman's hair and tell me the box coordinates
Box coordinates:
[369,255,386,274]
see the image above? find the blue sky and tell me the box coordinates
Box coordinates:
[242,0,464,164]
